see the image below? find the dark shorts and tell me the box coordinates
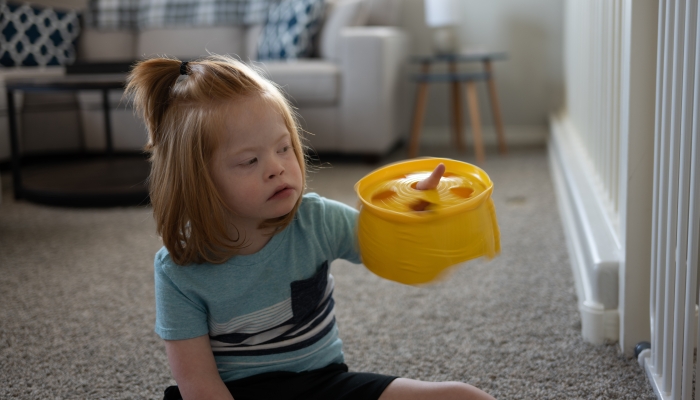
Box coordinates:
[163,363,397,400]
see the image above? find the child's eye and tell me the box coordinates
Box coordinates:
[278,145,291,153]
[241,158,257,166]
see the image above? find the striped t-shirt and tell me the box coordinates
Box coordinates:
[153,193,361,382]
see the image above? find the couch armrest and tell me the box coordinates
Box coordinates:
[338,26,408,153]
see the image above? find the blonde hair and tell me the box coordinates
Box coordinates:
[126,55,306,265]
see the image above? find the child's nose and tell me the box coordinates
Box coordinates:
[267,160,285,179]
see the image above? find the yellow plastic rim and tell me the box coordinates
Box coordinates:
[355,158,494,222]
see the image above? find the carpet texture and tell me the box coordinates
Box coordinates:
[0,145,656,399]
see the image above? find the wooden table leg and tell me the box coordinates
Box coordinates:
[465,81,485,164]
[408,82,429,158]
[449,61,465,151]
[409,62,431,158]
[484,60,508,155]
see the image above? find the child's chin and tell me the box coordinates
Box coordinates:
[273,201,298,219]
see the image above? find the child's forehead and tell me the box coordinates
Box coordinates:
[220,95,285,126]
[212,97,290,148]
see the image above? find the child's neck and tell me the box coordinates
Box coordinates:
[236,232,272,255]
[230,222,275,256]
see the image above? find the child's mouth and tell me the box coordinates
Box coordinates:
[269,186,293,200]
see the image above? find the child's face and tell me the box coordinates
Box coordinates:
[210,96,303,230]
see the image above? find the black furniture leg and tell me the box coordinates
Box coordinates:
[7,89,22,199]
[102,88,113,155]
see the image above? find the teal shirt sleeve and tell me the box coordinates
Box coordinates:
[317,195,362,264]
[153,249,210,340]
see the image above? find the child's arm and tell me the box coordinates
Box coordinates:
[164,335,234,400]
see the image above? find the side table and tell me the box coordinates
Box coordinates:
[408,51,509,163]
[6,74,150,207]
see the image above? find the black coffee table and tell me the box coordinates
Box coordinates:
[5,74,150,207]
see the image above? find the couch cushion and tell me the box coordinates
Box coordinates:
[244,24,263,61]
[257,0,325,60]
[136,0,269,30]
[258,60,339,105]
[365,0,401,26]
[319,0,367,61]
[78,29,136,62]
[0,2,81,67]
[137,26,246,60]
[84,0,139,30]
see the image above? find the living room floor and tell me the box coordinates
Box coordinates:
[0,141,656,399]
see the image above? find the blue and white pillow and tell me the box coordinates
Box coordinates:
[257,0,325,61]
[0,2,81,67]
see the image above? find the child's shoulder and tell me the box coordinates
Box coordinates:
[154,246,208,270]
[298,192,326,214]
[299,192,357,217]
[295,193,325,226]
[154,246,175,268]
[301,191,323,204]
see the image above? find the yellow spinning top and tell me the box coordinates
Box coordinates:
[354,158,500,285]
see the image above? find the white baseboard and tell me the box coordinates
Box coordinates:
[548,114,620,345]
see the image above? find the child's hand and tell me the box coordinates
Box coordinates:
[415,163,446,190]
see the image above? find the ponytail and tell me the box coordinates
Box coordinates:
[125,58,182,151]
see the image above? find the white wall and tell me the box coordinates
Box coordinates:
[399,0,564,132]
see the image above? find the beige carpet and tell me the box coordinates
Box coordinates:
[0,144,655,399]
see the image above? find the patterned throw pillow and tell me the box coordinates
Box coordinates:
[0,2,81,67]
[257,0,325,61]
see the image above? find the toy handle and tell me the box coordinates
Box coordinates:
[415,163,446,190]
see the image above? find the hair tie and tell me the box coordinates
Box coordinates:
[179,61,189,75]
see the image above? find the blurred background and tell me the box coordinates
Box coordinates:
[0,0,564,162]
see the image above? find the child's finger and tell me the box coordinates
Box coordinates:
[415,163,446,190]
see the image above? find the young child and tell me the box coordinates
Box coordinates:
[126,55,495,400]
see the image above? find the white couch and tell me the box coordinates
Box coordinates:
[0,0,409,162]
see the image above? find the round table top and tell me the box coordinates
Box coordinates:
[411,50,508,63]
[4,73,127,91]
